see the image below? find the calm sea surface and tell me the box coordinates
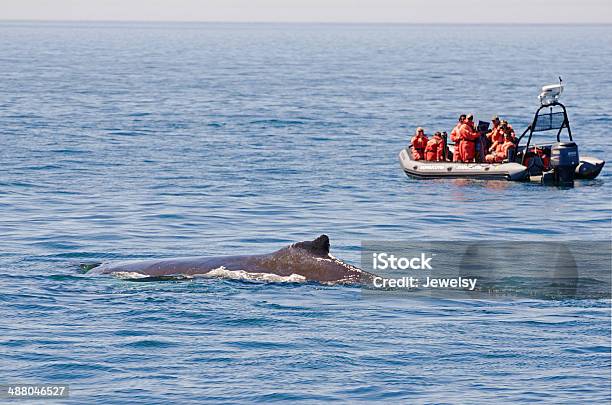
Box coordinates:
[0,22,610,403]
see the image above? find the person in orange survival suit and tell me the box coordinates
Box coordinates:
[485,130,516,163]
[450,114,466,162]
[410,127,429,160]
[487,115,504,145]
[425,132,445,161]
[501,119,516,143]
[458,114,481,162]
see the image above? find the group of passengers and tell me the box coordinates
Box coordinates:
[410,114,517,163]
[484,115,517,163]
[410,127,446,161]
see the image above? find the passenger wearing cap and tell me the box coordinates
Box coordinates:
[450,114,466,162]
[485,130,516,163]
[491,115,500,129]
[410,127,429,160]
[425,131,445,162]
[487,115,504,145]
[458,114,480,162]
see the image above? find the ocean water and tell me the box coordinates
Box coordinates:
[0,22,610,403]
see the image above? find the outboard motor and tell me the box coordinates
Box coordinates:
[550,142,579,186]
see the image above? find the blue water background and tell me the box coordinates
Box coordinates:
[0,22,610,403]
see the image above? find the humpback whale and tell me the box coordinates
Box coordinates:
[84,235,375,285]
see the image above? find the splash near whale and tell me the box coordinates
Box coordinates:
[83,235,375,285]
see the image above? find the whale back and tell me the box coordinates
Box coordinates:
[85,234,374,284]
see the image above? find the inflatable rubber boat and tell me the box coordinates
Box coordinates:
[399,152,529,181]
[399,82,605,186]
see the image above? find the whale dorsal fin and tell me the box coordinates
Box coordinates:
[293,234,330,257]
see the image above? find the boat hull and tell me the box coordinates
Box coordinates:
[399,149,529,181]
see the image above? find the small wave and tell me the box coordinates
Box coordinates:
[48,274,87,281]
[249,119,305,127]
[50,149,88,155]
[7,113,42,119]
[107,130,151,136]
[123,340,177,349]
[307,136,332,141]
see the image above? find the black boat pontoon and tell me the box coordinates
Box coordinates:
[399,82,605,186]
